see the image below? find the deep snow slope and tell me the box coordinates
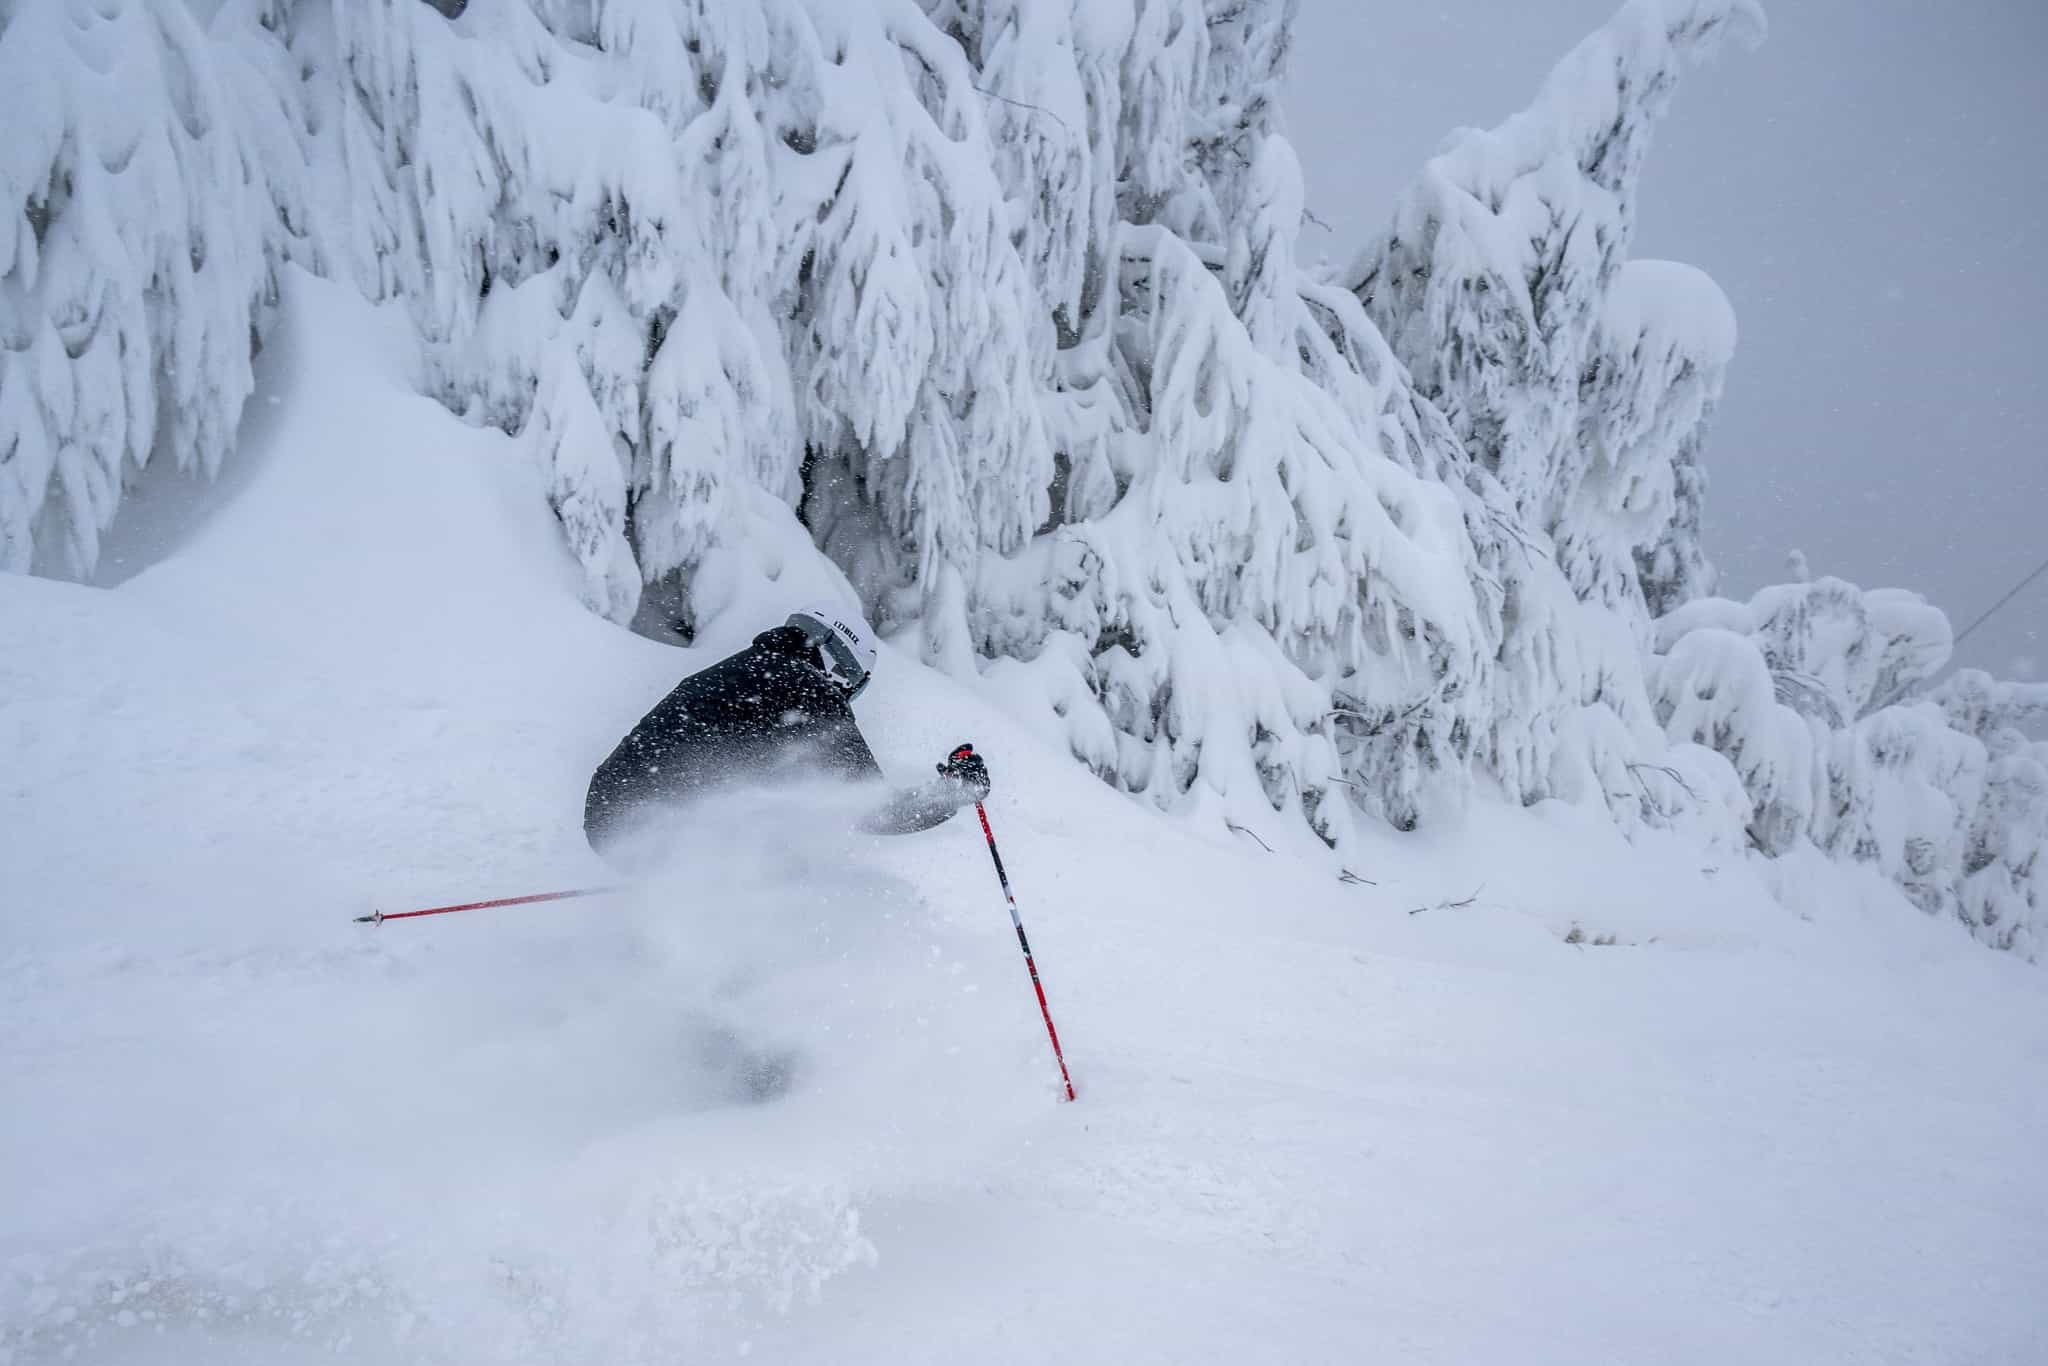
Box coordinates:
[4,277,2045,1365]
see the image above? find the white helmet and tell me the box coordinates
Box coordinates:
[786,606,877,699]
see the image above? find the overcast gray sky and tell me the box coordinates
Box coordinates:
[1284,0,2047,682]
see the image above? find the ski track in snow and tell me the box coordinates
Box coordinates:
[4,277,2046,1365]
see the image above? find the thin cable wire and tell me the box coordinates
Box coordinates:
[1952,553,2048,652]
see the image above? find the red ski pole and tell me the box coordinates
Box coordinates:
[973,801,1077,1102]
[353,885,620,926]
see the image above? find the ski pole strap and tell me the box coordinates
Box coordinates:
[354,885,619,925]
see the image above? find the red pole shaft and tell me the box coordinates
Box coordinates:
[356,885,619,925]
[974,801,1077,1102]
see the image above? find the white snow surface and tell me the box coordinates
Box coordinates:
[5,278,2046,1364]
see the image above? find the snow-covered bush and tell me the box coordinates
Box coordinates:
[1820,702,1985,920]
[1934,671,2048,956]
[1750,578,1954,722]
[1648,625,1820,853]
[1652,581,2042,957]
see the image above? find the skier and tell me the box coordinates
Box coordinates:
[583,606,992,869]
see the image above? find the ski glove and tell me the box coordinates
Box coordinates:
[936,743,992,801]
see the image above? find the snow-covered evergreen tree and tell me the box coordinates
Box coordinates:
[1597,261,1731,618]
[0,0,297,577]
[1338,0,1764,836]
[949,0,1576,839]
[1349,0,1758,626]
[3,0,1763,849]
[311,0,804,623]
[17,0,2035,957]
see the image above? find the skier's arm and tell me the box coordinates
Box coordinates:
[858,783,968,835]
[810,712,951,833]
[856,744,992,836]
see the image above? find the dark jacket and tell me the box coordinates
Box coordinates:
[584,626,959,855]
